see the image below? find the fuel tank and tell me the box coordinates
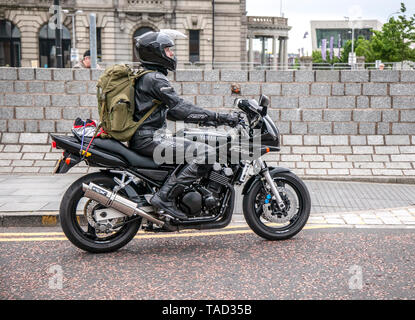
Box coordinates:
[175,128,231,146]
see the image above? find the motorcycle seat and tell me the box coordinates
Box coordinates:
[82,136,160,169]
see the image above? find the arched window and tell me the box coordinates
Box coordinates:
[133,27,155,62]
[0,20,21,67]
[39,24,71,68]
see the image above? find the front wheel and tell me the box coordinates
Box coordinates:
[243,171,311,241]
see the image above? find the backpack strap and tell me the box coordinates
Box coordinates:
[129,69,162,130]
[135,99,163,130]
[129,69,156,112]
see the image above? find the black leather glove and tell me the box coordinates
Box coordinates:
[216,113,240,127]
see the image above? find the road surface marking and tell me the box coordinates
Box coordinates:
[1,224,414,243]
[0,225,340,242]
[0,224,252,237]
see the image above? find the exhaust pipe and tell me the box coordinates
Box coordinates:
[82,182,164,227]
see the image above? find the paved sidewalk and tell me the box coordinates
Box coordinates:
[231,207,415,227]
[1,174,415,227]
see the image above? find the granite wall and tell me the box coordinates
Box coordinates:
[1,67,415,182]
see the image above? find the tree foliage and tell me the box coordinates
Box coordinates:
[341,37,375,63]
[370,3,415,62]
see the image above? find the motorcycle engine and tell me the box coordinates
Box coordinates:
[178,166,231,217]
[179,190,203,216]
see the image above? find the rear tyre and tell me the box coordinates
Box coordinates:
[243,171,311,241]
[60,172,141,253]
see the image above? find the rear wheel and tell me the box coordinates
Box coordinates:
[243,171,311,241]
[60,172,142,253]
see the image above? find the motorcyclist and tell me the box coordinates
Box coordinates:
[130,30,239,220]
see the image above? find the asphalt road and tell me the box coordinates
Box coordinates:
[1,226,414,300]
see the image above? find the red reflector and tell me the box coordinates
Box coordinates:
[266,147,270,153]
[51,141,57,148]
[65,158,71,165]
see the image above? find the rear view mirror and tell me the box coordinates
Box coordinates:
[259,95,270,116]
[259,95,270,108]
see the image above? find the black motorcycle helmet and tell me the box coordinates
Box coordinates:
[135,31,177,71]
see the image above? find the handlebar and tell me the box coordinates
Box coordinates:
[199,112,246,128]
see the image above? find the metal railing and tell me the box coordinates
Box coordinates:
[247,16,288,27]
[309,61,415,71]
[94,60,415,71]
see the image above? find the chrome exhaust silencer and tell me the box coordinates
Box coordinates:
[82,182,164,227]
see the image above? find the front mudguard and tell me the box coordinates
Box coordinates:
[241,167,291,195]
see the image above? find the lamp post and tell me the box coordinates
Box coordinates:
[212,0,215,69]
[63,10,83,49]
[89,13,98,69]
[54,0,63,68]
[344,17,354,52]
[344,16,361,69]
[63,9,83,65]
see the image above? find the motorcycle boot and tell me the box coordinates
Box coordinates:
[150,163,212,220]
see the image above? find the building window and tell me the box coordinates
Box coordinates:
[133,27,155,62]
[39,24,71,68]
[0,20,21,67]
[97,27,102,62]
[189,30,200,63]
[316,28,373,48]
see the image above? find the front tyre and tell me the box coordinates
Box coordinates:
[60,172,142,253]
[243,171,311,241]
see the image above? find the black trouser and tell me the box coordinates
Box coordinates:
[130,131,215,198]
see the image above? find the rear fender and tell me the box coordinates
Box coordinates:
[50,134,127,169]
[241,167,291,195]
[53,152,83,174]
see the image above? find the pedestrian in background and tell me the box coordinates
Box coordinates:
[74,50,100,69]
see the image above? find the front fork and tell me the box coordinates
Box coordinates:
[241,159,286,211]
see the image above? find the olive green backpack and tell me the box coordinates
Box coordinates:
[96,64,162,142]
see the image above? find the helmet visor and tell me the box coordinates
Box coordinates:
[159,29,187,41]
[134,29,187,44]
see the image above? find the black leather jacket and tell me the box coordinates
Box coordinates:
[132,65,217,134]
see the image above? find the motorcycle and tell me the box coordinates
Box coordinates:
[51,95,311,253]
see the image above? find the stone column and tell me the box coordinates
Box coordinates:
[278,37,288,70]
[278,36,284,69]
[272,36,278,70]
[248,36,254,69]
[283,37,289,69]
[261,36,266,66]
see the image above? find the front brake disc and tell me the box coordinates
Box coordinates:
[262,187,298,223]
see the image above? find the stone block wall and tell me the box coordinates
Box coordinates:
[1,67,415,181]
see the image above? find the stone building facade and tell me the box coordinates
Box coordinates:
[247,16,290,68]
[0,0,290,69]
